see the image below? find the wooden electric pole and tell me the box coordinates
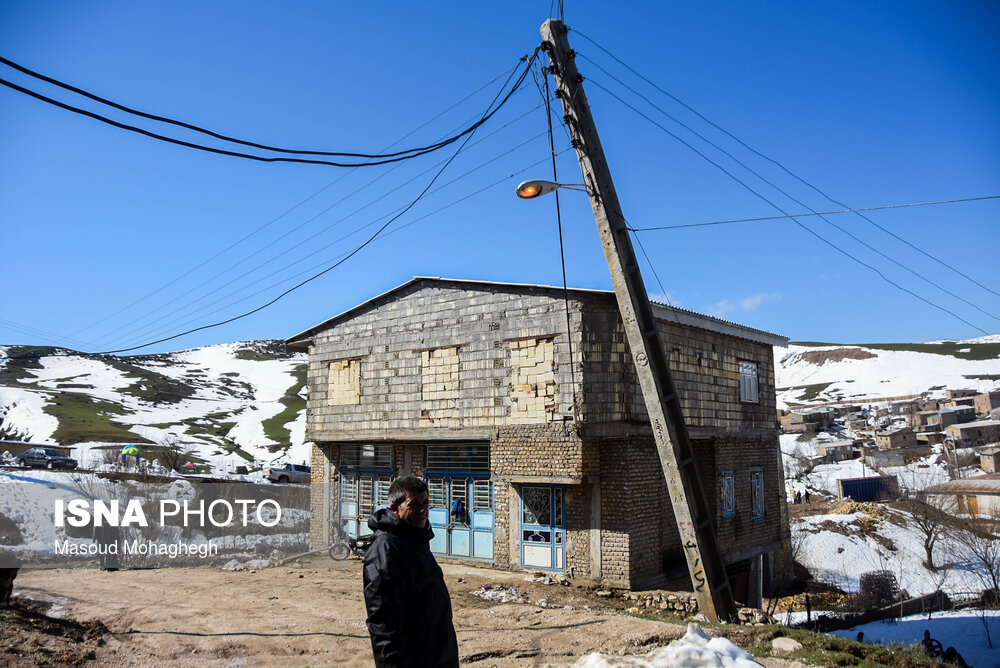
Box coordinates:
[540,19,737,623]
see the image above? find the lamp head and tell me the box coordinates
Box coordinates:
[515,179,561,199]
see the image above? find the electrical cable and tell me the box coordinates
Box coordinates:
[0,55,520,161]
[108,129,552,350]
[0,53,532,168]
[67,48,543,355]
[572,32,1000,301]
[4,150,569,362]
[93,99,544,350]
[587,78,990,335]
[78,68,540,350]
[628,196,1000,231]
[541,57,579,417]
[582,64,1000,322]
[120,151,573,350]
[94,99,544,350]
[65,63,525,341]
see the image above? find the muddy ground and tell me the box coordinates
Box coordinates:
[5,560,810,667]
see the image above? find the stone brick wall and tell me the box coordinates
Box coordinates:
[304,283,582,440]
[492,423,586,479]
[578,303,778,432]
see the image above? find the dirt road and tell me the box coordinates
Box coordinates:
[9,560,694,667]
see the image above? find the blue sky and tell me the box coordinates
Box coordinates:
[1,1,997,353]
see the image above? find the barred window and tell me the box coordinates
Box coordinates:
[750,468,765,519]
[472,479,492,510]
[425,443,489,472]
[719,471,735,517]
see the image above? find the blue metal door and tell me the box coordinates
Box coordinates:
[427,475,494,560]
[520,485,565,571]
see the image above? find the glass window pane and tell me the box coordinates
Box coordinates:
[523,487,552,526]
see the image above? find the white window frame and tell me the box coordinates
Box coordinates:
[739,360,759,404]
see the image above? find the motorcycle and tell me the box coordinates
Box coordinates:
[328,526,376,561]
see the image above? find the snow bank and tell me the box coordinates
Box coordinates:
[831,611,999,668]
[775,343,1000,407]
[573,623,761,667]
[0,386,58,442]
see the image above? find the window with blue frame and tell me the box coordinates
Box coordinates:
[749,468,765,519]
[719,471,735,516]
[425,443,493,560]
[337,444,395,536]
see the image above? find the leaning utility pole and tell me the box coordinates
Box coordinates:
[540,19,737,622]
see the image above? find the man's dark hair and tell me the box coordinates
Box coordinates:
[387,475,428,507]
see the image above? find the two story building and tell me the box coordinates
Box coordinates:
[285,277,787,599]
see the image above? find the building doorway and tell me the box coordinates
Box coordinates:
[520,485,565,571]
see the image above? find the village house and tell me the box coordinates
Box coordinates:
[875,425,916,450]
[913,410,939,429]
[946,389,977,400]
[816,439,859,463]
[285,277,788,600]
[974,390,1000,417]
[978,446,1000,474]
[915,431,945,446]
[924,473,1000,517]
[946,420,1000,447]
[779,406,834,434]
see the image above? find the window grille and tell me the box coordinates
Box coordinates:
[339,444,394,470]
[472,479,492,510]
[425,443,489,471]
[739,361,759,403]
[750,468,765,519]
[720,471,735,516]
[428,477,447,507]
[376,476,391,507]
[341,475,358,501]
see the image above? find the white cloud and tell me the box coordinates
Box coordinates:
[739,292,784,311]
[706,292,784,318]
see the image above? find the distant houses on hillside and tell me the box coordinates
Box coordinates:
[780,387,1000,477]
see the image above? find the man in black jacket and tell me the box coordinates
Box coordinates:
[363,475,459,667]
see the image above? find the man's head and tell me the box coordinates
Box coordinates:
[387,476,430,528]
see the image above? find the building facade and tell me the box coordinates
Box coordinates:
[286,278,788,595]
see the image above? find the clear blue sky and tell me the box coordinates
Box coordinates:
[1,1,997,353]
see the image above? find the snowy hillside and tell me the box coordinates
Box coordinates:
[0,340,308,469]
[775,335,1000,408]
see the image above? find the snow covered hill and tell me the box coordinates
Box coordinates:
[775,335,1000,408]
[0,340,308,470]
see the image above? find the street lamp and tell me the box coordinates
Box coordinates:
[515,179,585,199]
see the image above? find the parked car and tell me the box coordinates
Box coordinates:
[265,464,311,484]
[15,448,78,470]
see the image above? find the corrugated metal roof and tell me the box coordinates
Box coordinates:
[926,473,1000,495]
[285,276,788,348]
[949,419,1000,431]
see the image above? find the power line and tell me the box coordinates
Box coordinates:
[107,129,551,351]
[0,52,533,168]
[93,101,544,351]
[0,55,492,160]
[129,151,572,351]
[587,78,990,335]
[582,61,1000,322]
[572,30,1000,301]
[66,63,525,342]
[7,151,567,361]
[70,48,542,356]
[628,196,1000,231]
[539,52,578,416]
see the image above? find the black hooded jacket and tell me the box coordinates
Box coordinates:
[362,508,459,668]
